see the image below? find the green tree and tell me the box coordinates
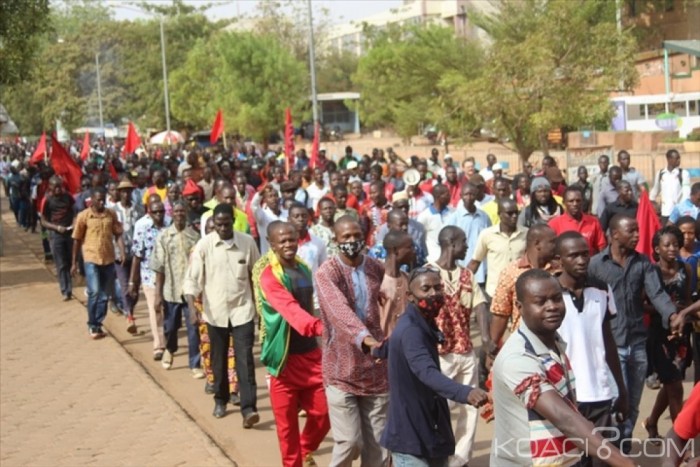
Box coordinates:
[170,31,307,143]
[0,0,51,86]
[458,0,638,161]
[353,24,483,142]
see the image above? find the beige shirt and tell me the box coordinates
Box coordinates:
[183,231,260,327]
[378,272,409,337]
[472,225,528,297]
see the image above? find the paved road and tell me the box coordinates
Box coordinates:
[1,197,696,466]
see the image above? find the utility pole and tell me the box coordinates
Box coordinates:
[95,52,104,131]
[307,0,319,127]
[160,17,171,133]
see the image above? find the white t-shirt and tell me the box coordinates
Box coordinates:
[306,183,329,211]
[557,280,618,403]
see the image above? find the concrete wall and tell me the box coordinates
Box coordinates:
[567,131,677,151]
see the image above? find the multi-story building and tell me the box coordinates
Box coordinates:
[326,0,496,55]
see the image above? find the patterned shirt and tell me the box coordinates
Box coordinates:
[150,224,201,303]
[113,202,143,258]
[429,264,486,355]
[491,256,560,334]
[72,208,123,265]
[316,255,388,395]
[131,215,170,288]
[310,223,338,256]
[491,324,580,466]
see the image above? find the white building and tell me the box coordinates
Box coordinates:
[326,0,496,55]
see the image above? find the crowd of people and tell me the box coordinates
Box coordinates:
[1,138,699,467]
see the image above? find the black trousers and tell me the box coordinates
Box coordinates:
[50,232,73,297]
[207,320,257,417]
[576,399,613,467]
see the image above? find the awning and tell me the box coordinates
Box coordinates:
[663,40,700,57]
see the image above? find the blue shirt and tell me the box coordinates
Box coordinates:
[669,198,700,223]
[447,205,492,283]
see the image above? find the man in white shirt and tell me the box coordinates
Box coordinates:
[649,149,691,223]
[555,231,629,466]
[184,204,261,424]
[416,184,452,262]
[288,202,328,275]
[251,185,288,254]
[306,167,329,211]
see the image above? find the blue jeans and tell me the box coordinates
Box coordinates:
[392,452,448,467]
[617,342,648,440]
[84,262,115,330]
[163,301,201,369]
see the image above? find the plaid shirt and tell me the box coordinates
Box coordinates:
[72,208,123,265]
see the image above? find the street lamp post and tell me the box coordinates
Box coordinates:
[307,0,319,128]
[95,52,105,132]
[160,17,171,133]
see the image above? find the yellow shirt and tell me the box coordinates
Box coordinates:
[472,225,528,297]
[142,186,168,206]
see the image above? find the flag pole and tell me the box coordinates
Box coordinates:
[222,128,227,150]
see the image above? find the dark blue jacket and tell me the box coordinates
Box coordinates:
[376,304,473,459]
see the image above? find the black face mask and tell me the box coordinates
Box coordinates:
[337,239,365,259]
[415,294,445,319]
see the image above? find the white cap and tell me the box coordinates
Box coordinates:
[492,163,503,171]
[347,161,358,170]
[444,153,452,159]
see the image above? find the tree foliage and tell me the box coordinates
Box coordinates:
[169,32,307,143]
[0,0,51,86]
[353,24,483,141]
[457,0,638,161]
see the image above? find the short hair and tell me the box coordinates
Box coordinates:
[497,198,516,215]
[461,182,477,194]
[387,208,407,223]
[49,175,63,186]
[432,184,449,196]
[317,197,336,208]
[213,203,234,219]
[608,166,622,176]
[91,186,106,197]
[691,182,700,196]
[438,225,464,247]
[171,200,187,211]
[334,215,360,231]
[542,155,556,166]
[383,229,410,250]
[267,220,293,238]
[615,180,632,190]
[598,154,610,163]
[676,215,696,228]
[555,231,586,255]
[515,268,555,303]
[563,185,583,199]
[526,224,554,245]
[609,214,634,233]
[666,149,680,158]
[288,201,308,215]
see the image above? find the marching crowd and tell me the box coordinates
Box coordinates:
[2,139,700,467]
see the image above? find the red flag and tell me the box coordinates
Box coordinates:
[80,132,90,161]
[107,160,119,181]
[50,134,82,194]
[636,190,660,259]
[284,107,295,172]
[29,132,47,165]
[122,122,142,156]
[310,122,320,169]
[210,109,224,145]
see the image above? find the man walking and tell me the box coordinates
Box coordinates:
[429,226,489,467]
[316,216,388,466]
[378,229,414,336]
[254,221,330,467]
[288,202,328,274]
[129,199,170,360]
[184,204,261,425]
[650,149,691,224]
[41,176,75,301]
[549,186,606,255]
[71,187,124,338]
[113,179,142,333]
[588,214,680,451]
[417,183,452,262]
[151,201,202,376]
[556,231,629,467]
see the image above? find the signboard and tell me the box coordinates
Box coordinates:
[655,112,681,131]
[565,145,614,185]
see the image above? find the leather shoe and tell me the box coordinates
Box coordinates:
[213,402,226,419]
[243,411,259,429]
[229,393,240,406]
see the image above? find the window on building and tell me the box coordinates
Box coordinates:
[671,101,687,116]
[689,100,699,116]
[647,103,666,119]
[626,104,646,120]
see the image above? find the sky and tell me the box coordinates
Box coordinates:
[108,0,404,25]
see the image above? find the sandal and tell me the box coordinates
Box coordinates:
[643,418,663,445]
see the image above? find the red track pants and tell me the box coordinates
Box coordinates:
[269,347,330,467]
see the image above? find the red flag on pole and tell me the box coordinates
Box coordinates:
[210,109,224,145]
[50,134,82,194]
[107,160,119,181]
[80,132,91,161]
[635,190,660,260]
[284,107,295,173]
[29,132,47,165]
[122,122,141,156]
[310,121,320,169]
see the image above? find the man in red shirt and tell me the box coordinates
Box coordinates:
[548,186,606,255]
